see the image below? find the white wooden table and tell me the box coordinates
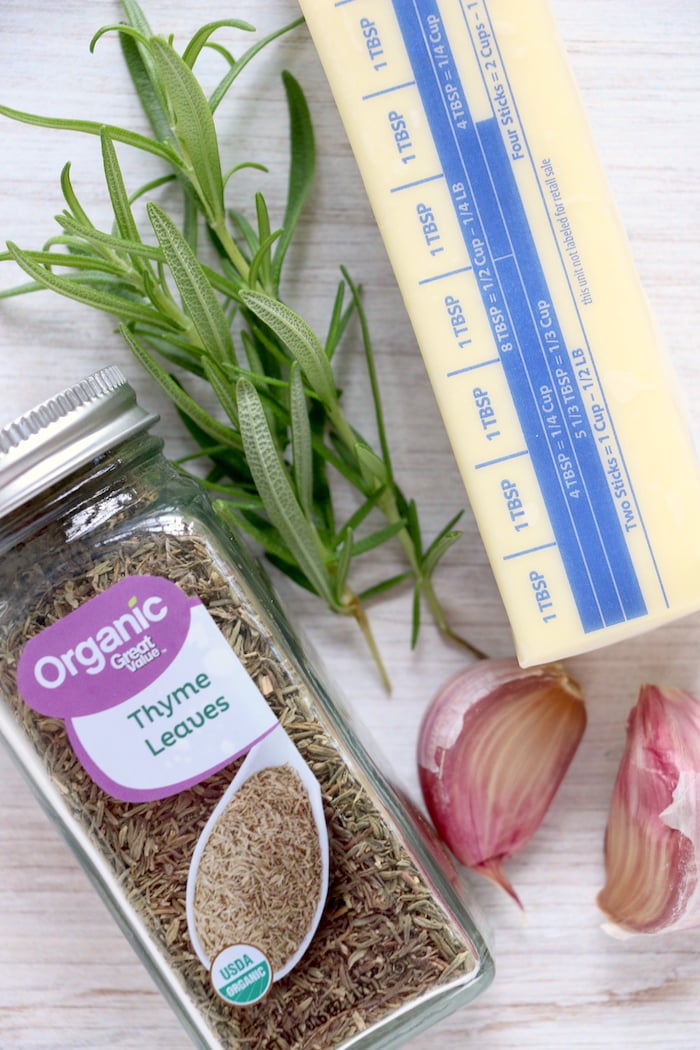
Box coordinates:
[1,2,699,1048]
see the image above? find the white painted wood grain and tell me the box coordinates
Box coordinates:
[0,2,699,1048]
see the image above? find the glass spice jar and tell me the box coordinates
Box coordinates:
[0,366,493,1050]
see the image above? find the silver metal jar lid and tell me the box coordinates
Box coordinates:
[0,366,160,519]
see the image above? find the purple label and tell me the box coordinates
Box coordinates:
[17,576,196,717]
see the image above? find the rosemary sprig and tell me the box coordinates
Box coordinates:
[0,3,486,686]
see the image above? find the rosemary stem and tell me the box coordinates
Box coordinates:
[343,589,392,694]
[421,577,488,661]
[215,221,251,284]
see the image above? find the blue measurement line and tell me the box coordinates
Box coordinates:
[504,542,558,561]
[418,265,472,285]
[446,357,498,377]
[390,172,444,193]
[391,0,648,632]
[362,80,415,101]
[475,449,529,470]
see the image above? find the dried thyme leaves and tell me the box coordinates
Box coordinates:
[0,524,477,1050]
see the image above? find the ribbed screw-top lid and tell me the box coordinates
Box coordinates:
[0,366,160,519]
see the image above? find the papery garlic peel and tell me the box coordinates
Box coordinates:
[417,658,586,906]
[598,683,700,936]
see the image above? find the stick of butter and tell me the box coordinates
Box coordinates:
[298,0,700,666]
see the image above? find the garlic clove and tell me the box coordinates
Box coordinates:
[417,657,586,906]
[598,683,700,936]
[473,857,519,906]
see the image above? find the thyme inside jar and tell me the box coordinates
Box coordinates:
[0,511,479,1050]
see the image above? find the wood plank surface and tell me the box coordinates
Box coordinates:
[0,2,699,1048]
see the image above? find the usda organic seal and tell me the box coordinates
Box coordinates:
[211,944,272,1006]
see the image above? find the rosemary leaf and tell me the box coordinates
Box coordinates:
[421,529,463,580]
[5,241,173,327]
[0,102,180,167]
[0,249,124,277]
[271,71,315,291]
[354,441,389,491]
[214,500,300,566]
[289,364,314,518]
[55,213,161,260]
[148,37,225,228]
[359,573,414,603]
[324,279,353,359]
[60,163,95,229]
[208,17,305,114]
[202,355,239,428]
[333,529,354,605]
[351,521,408,558]
[101,130,142,247]
[120,324,242,450]
[181,20,255,69]
[240,291,337,405]
[118,15,172,145]
[236,377,336,608]
[147,202,234,361]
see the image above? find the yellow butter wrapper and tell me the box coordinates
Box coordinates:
[299,0,700,664]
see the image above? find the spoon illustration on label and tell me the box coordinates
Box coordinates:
[186,724,329,1004]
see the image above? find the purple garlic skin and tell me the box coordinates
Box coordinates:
[598,683,700,936]
[418,657,586,906]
